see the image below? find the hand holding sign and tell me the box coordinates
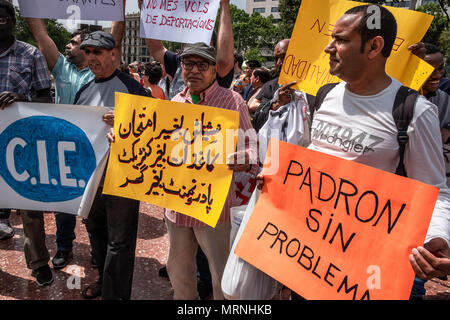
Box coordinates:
[409,238,450,280]
[103,92,239,227]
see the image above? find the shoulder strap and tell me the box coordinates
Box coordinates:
[310,83,339,119]
[392,86,419,177]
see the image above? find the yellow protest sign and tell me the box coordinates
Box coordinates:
[279,0,434,96]
[103,92,239,228]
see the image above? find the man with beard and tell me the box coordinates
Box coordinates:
[257,5,450,300]
[0,0,54,286]
[25,18,95,270]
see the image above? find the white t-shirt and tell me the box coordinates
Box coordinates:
[309,78,450,245]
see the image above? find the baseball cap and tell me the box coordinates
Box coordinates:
[180,42,216,64]
[80,31,115,50]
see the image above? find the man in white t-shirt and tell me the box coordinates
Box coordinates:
[259,4,450,299]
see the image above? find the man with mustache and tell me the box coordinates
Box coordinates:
[311,5,449,300]
[257,4,450,300]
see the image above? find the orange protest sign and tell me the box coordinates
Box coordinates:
[235,139,439,300]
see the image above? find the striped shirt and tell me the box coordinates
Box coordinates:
[0,39,51,97]
[166,80,258,228]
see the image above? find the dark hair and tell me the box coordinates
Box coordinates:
[0,0,15,19]
[144,61,163,85]
[72,29,89,40]
[119,62,129,74]
[252,68,271,84]
[234,53,243,69]
[246,60,262,69]
[345,5,397,58]
[424,43,442,55]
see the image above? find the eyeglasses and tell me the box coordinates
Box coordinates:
[0,16,12,25]
[181,60,213,72]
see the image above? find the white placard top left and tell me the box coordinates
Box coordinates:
[18,0,124,21]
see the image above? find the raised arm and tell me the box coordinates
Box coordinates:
[145,39,167,65]
[216,0,234,77]
[25,18,59,71]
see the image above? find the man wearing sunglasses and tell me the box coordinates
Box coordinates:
[0,0,54,286]
[164,42,257,300]
[73,30,150,300]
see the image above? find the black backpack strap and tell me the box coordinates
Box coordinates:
[310,83,339,119]
[392,86,419,177]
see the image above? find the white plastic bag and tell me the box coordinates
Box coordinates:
[229,204,246,248]
[221,189,278,300]
[258,90,311,165]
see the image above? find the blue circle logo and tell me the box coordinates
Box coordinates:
[0,116,96,202]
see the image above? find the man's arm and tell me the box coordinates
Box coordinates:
[111,0,127,68]
[216,0,234,78]
[25,18,60,71]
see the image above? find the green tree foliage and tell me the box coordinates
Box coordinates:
[228,4,278,62]
[417,2,449,45]
[13,8,72,54]
[277,0,301,39]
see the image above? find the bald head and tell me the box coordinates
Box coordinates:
[274,39,290,76]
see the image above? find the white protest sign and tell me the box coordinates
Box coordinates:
[18,0,124,21]
[0,102,110,217]
[140,0,220,44]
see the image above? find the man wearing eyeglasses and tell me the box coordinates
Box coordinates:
[73,30,151,300]
[164,42,258,300]
[0,0,54,286]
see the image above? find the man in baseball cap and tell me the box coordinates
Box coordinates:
[165,41,258,300]
[74,30,150,300]
[79,31,116,79]
[178,42,217,97]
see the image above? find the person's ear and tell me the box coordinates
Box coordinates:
[367,36,384,59]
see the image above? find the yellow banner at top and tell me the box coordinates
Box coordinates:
[279,0,434,96]
[103,92,239,228]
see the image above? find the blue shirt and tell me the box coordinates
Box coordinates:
[0,39,51,97]
[52,53,94,104]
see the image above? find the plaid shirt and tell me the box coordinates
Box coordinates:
[165,81,258,228]
[0,39,52,97]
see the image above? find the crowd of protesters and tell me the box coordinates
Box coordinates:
[0,0,449,300]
